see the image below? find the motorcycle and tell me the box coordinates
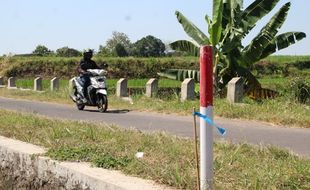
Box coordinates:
[70,69,108,112]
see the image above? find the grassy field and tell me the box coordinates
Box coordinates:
[263,55,310,63]
[0,109,309,189]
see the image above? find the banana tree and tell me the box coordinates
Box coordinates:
[163,0,306,98]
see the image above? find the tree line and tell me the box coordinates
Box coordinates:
[31,32,184,57]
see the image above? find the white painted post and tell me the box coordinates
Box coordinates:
[8,77,16,88]
[227,77,244,103]
[146,78,158,98]
[199,46,214,190]
[0,76,3,86]
[116,78,128,97]
[34,77,43,91]
[181,78,195,101]
[51,77,60,91]
[69,78,75,89]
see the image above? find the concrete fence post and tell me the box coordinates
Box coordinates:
[8,77,16,88]
[227,77,244,103]
[69,78,75,89]
[0,76,4,86]
[34,77,43,91]
[116,78,128,97]
[146,78,158,98]
[181,78,195,101]
[51,77,60,91]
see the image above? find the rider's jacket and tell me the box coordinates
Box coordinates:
[77,58,100,75]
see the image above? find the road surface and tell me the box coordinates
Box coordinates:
[0,97,309,156]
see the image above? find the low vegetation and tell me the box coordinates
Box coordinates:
[0,55,309,79]
[0,109,309,189]
[0,56,199,79]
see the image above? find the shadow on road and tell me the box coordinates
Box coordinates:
[106,109,130,114]
[83,109,130,114]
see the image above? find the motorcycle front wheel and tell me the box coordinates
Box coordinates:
[76,103,85,111]
[98,95,108,113]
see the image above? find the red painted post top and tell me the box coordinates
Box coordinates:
[200,46,213,107]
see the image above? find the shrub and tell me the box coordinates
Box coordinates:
[56,47,82,57]
[0,57,199,79]
[290,78,310,104]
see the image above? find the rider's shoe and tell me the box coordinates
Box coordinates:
[77,94,87,104]
[81,98,87,104]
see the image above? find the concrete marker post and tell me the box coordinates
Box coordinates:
[199,46,214,190]
[51,77,60,91]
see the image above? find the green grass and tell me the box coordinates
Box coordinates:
[263,55,310,64]
[14,78,181,89]
[0,109,309,189]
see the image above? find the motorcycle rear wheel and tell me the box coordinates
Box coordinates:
[98,95,108,113]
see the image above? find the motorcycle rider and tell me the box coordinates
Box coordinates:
[77,49,100,103]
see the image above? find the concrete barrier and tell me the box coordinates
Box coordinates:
[69,77,75,89]
[51,77,60,91]
[7,77,17,89]
[227,77,244,103]
[181,78,195,101]
[116,78,128,97]
[34,77,43,91]
[0,76,3,85]
[0,76,4,88]
[146,78,158,98]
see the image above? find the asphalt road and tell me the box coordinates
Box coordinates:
[0,97,309,156]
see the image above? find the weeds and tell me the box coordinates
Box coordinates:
[290,77,310,104]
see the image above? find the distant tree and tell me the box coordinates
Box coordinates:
[32,45,53,55]
[103,31,131,56]
[56,47,81,57]
[132,35,166,57]
[114,43,128,57]
[98,45,112,56]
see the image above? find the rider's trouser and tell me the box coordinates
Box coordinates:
[77,75,90,99]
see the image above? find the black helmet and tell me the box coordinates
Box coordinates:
[83,49,93,59]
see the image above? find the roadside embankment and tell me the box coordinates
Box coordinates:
[0,135,172,190]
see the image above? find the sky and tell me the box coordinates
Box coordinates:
[0,0,308,55]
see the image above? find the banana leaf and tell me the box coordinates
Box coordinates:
[222,0,243,29]
[157,69,178,80]
[260,32,306,59]
[175,11,210,45]
[170,40,199,56]
[158,69,200,82]
[205,14,212,37]
[241,2,291,66]
[211,0,224,46]
[246,87,279,100]
[239,0,280,36]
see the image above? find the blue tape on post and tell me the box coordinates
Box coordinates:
[193,112,226,136]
